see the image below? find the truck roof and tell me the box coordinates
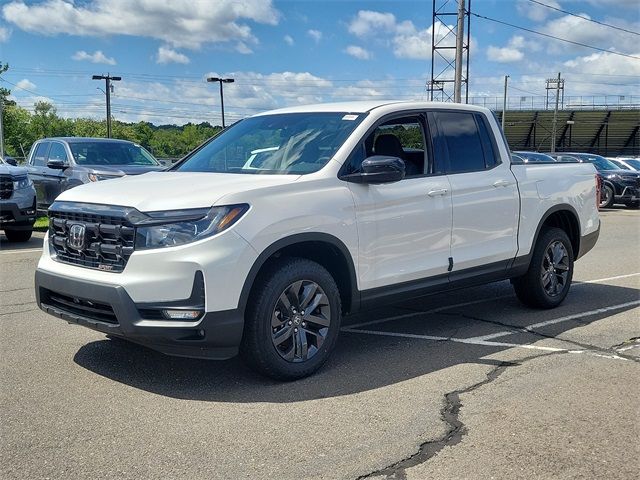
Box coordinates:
[254,100,491,116]
[41,137,135,144]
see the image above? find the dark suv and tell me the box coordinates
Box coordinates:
[26,138,164,211]
[548,152,640,209]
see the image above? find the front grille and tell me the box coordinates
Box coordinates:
[42,289,118,324]
[49,210,135,272]
[0,175,13,199]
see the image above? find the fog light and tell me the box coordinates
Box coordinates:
[161,309,202,320]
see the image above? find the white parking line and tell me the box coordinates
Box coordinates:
[0,248,43,255]
[343,300,639,359]
[344,272,640,330]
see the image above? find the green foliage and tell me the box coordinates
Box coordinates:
[1,99,222,159]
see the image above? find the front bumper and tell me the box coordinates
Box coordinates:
[35,269,244,360]
[615,186,639,202]
[0,201,37,228]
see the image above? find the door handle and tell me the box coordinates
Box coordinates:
[427,188,448,197]
[493,179,511,188]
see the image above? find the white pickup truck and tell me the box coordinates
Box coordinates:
[35,101,600,379]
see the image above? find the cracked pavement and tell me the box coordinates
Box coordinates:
[2,208,639,479]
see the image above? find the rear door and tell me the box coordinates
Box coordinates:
[345,112,453,291]
[431,110,519,274]
[26,141,50,210]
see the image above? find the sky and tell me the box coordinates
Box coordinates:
[0,0,638,126]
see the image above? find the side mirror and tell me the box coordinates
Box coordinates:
[6,157,18,166]
[342,156,406,184]
[47,158,68,170]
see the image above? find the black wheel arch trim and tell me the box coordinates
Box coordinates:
[510,203,584,274]
[238,232,360,315]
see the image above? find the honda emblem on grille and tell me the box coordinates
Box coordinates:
[67,224,86,250]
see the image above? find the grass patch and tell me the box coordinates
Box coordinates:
[34,216,49,230]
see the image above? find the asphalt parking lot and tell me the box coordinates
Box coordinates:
[1,208,639,480]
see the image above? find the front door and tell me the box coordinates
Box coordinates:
[345,113,453,291]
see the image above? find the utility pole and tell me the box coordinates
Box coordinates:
[453,0,466,103]
[0,99,4,159]
[92,74,121,138]
[502,75,509,131]
[206,77,235,128]
[550,72,562,153]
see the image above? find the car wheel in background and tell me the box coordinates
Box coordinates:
[599,184,614,209]
[3,228,33,242]
[241,257,342,380]
[512,227,574,309]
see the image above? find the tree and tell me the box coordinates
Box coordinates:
[0,61,14,106]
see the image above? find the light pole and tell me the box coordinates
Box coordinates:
[92,74,121,138]
[206,77,234,128]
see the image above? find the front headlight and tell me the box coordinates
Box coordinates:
[135,204,249,250]
[88,173,120,182]
[13,176,33,190]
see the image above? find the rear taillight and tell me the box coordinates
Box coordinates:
[595,174,602,209]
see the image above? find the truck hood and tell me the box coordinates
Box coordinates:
[56,171,300,211]
[0,163,28,177]
[83,164,166,176]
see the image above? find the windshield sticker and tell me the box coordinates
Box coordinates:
[342,114,359,121]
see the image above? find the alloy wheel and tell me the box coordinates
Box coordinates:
[271,280,331,362]
[541,240,570,297]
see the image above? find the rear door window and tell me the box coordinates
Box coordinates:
[434,112,486,174]
[31,142,50,166]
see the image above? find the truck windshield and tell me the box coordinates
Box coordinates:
[70,142,159,166]
[176,112,365,175]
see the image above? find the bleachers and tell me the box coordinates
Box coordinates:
[494,109,639,156]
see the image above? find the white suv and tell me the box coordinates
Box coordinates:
[35,101,600,379]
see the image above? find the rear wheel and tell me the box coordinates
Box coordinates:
[3,228,33,242]
[240,257,342,380]
[599,184,614,208]
[512,227,574,309]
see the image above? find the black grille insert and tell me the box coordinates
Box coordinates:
[41,289,118,324]
[0,175,13,200]
[49,210,135,272]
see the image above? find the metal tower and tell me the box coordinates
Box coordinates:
[429,0,471,103]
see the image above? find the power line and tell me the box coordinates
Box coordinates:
[470,12,640,60]
[527,0,640,37]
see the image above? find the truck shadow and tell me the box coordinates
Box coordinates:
[73,280,639,403]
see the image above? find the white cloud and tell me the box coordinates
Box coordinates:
[348,10,397,37]
[307,29,322,43]
[2,0,279,50]
[347,10,475,61]
[563,51,640,78]
[486,36,539,63]
[156,46,190,64]
[516,0,560,22]
[0,25,10,42]
[541,13,639,54]
[283,34,294,46]
[15,78,36,91]
[344,45,372,60]
[72,50,116,65]
[235,42,253,54]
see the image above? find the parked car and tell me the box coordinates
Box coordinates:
[609,157,640,171]
[0,156,37,242]
[35,101,600,380]
[547,152,640,209]
[1,154,18,166]
[512,151,556,163]
[25,138,165,211]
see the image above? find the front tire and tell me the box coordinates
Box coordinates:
[512,227,574,309]
[599,184,614,208]
[240,257,342,380]
[3,228,33,242]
